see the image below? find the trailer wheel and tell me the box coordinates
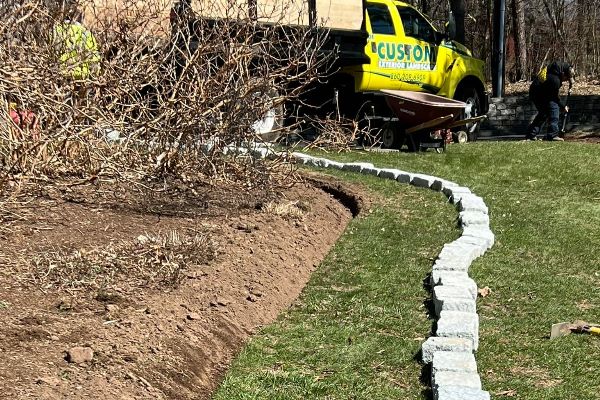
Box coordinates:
[380,122,402,149]
[252,87,284,143]
[454,86,481,142]
[453,130,468,144]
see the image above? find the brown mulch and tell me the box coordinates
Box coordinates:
[0,175,366,399]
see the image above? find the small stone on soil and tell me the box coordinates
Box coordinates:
[66,347,94,364]
[186,312,201,320]
[36,376,61,386]
[105,304,119,313]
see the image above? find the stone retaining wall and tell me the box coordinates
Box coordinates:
[247,144,495,399]
[480,94,600,138]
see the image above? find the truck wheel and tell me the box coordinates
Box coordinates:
[454,86,481,142]
[252,88,284,143]
[380,122,402,149]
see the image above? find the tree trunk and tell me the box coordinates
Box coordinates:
[450,0,466,44]
[514,0,527,79]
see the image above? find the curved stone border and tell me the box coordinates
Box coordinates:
[248,145,494,399]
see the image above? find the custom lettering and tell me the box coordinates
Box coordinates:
[376,43,434,70]
[396,43,405,61]
[386,43,395,60]
[413,45,423,61]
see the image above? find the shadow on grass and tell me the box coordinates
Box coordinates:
[415,272,436,400]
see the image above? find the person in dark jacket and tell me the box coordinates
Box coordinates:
[525,61,575,141]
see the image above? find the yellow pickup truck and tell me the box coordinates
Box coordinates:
[345,0,488,142]
[247,0,489,143]
[94,0,488,143]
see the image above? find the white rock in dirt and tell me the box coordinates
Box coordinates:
[36,376,61,386]
[66,346,94,364]
[105,304,119,313]
[187,312,202,320]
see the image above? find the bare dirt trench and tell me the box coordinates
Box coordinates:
[0,174,366,399]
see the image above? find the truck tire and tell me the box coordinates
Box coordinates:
[380,122,403,149]
[252,87,284,143]
[454,86,481,142]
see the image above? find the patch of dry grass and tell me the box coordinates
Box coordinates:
[261,200,309,219]
[26,229,216,292]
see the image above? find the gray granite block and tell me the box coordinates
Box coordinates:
[461,227,495,249]
[437,311,479,350]
[432,179,457,192]
[432,272,478,300]
[457,194,489,214]
[433,286,477,315]
[327,160,345,169]
[422,337,473,364]
[291,152,311,161]
[432,258,471,273]
[435,386,491,400]
[432,351,478,374]
[432,371,482,391]
[451,236,488,258]
[306,157,326,168]
[411,173,436,188]
[430,270,469,285]
[378,168,403,180]
[443,186,471,200]
[436,296,476,315]
[438,241,482,264]
[342,162,375,173]
[458,211,490,228]
[396,172,413,183]
[363,166,382,176]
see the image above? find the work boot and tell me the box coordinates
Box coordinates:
[525,135,539,141]
[551,136,565,141]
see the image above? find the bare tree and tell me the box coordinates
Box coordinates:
[513,0,527,79]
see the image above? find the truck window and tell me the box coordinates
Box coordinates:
[397,7,435,43]
[366,4,395,35]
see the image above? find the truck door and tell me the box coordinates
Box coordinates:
[363,2,405,91]
[394,5,450,94]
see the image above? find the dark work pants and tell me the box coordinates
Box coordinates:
[527,99,560,140]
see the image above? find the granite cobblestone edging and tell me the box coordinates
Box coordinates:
[248,145,494,399]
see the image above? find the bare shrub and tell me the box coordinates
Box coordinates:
[302,115,380,152]
[0,0,331,191]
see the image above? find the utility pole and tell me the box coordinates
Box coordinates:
[492,0,506,97]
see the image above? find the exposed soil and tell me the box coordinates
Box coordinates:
[564,132,600,143]
[0,175,366,399]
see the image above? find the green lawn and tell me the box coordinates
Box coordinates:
[214,141,600,399]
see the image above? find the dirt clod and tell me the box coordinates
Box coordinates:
[66,347,94,364]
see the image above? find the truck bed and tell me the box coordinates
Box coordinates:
[84,0,364,36]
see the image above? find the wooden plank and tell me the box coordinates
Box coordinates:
[86,0,363,33]
[406,114,454,134]
[443,115,488,130]
[316,0,363,30]
[84,0,172,37]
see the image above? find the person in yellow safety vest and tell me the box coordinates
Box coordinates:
[52,5,100,82]
[525,61,574,141]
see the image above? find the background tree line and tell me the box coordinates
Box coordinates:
[416,0,600,82]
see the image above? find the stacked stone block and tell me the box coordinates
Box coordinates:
[481,94,600,138]
[250,145,494,399]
